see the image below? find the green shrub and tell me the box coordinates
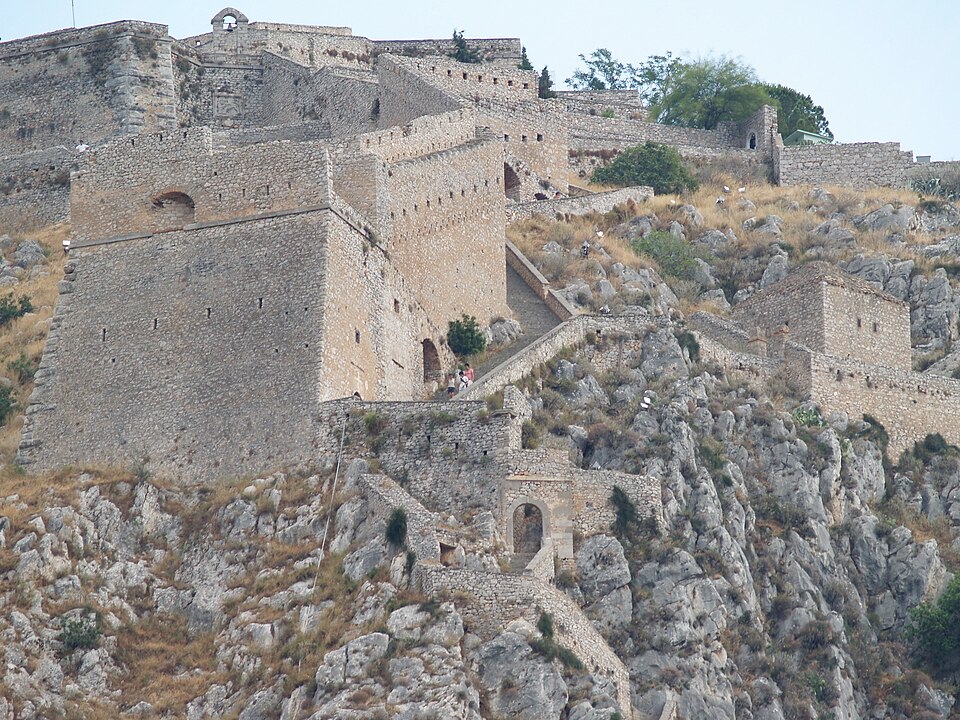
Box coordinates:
[591,141,698,195]
[537,611,555,640]
[631,231,702,282]
[385,508,408,547]
[59,617,101,653]
[363,411,388,436]
[600,108,615,118]
[908,574,960,674]
[0,295,32,328]
[8,352,36,384]
[610,485,638,538]
[677,331,700,363]
[0,386,16,426]
[521,421,541,449]
[447,314,486,357]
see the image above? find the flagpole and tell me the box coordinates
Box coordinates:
[71,0,76,27]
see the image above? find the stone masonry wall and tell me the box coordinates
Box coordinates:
[359,473,441,564]
[416,566,634,716]
[731,274,827,352]
[0,21,177,154]
[375,55,463,131]
[0,147,73,232]
[390,56,539,102]
[807,351,960,458]
[822,282,911,372]
[69,128,332,243]
[19,210,335,480]
[504,242,576,321]
[315,399,512,514]
[776,142,916,188]
[505,186,653,223]
[556,90,646,120]
[373,38,522,66]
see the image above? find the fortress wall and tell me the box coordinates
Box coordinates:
[0,147,73,232]
[731,275,826,352]
[318,209,447,402]
[736,104,779,156]
[315,399,512,513]
[390,55,539,101]
[329,149,386,232]
[416,566,633,716]
[808,352,960,459]
[259,51,315,127]
[776,142,915,188]
[375,55,463,130]
[505,186,653,222]
[70,128,333,242]
[313,69,380,138]
[384,136,509,327]
[216,122,331,146]
[171,43,205,127]
[555,90,646,120]
[19,209,334,480]
[822,282,911,372]
[476,98,569,186]
[0,22,177,154]
[373,38,522,65]
[359,474,441,564]
[200,63,265,129]
[567,113,739,151]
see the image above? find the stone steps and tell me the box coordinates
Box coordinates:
[506,552,535,574]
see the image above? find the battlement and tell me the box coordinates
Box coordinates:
[0,20,170,58]
[390,54,540,101]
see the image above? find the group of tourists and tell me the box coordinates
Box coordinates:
[446,364,475,398]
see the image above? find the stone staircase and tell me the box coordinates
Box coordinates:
[473,264,562,380]
[506,552,535,574]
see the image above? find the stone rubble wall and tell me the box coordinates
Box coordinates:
[555,90,647,120]
[388,55,539,102]
[775,141,916,188]
[0,147,73,232]
[315,399,512,514]
[69,127,334,243]
[458,315,654,401]
[416,565,634,717]
[0,21,177,155]
[358,473,441,564]
[372,38,522,66]
[523,539,556,581]
[505,186,653,223]
[375,55,464,132]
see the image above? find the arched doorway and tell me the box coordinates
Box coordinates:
[512,503,543,554]
[748,133,757,150]
[151,191,195,230]
[422,339,441,383]
[503,163,521,202]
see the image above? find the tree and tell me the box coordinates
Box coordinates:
[909,574,960,674]
[567,48,638,90]
[649,56,773,130]
[447,314,486,357]
[633,51,682,108]
[450,30,480,64]
[761,83,832,139]
[518,46,533,71]
[591,142,698,195]
[538,66,555,99]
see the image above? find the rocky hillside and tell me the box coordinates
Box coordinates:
[4,182,960,719]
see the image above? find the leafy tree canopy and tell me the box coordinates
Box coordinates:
[567,48,638,90]
[909,574,960,674]
[650,56,772,130]
[591,141,698,195]
[761,83,833,139]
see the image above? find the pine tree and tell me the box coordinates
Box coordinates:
[451,29,480,64]
[538,66,556,99]
[518,46,533,71]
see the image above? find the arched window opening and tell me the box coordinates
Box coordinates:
[150,191,195,230]
[749,133,757,150]
[222,14,237,30]
[422,339,441,383]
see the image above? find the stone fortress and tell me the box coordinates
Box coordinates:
[2,11,957,718]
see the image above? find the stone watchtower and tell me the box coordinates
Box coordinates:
[730,261,910,371]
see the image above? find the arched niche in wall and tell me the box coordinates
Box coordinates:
[748,133,757,150]
[503,162,521,202]
[150,191,196,230]
[422,339,441,383]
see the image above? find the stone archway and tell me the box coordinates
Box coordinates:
[748,133,757,150]
[506,497,550,555]
[503,163,521,202]
[150,191,195,230]
[512,503,543,553]
[422,338,441,383]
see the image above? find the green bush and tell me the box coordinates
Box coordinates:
[8,352,36,384]
[447,314,486,357]
[631,231,701,282]
[385,508,408,547]
[591,142,698,195]
[677,331,700,363]
[610,485,639,538]
[909,574,960,673]
[0,295,32,328]
[521,421,542,449]
[59,617,101,653]
[363,411,388,436]
[0,386,16,426]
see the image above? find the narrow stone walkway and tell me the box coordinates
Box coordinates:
[474,264,562,379]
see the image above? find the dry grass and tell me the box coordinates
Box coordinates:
[114,614,223,715]
[0,222,68,463]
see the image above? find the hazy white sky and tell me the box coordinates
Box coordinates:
[4,0,958,160]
